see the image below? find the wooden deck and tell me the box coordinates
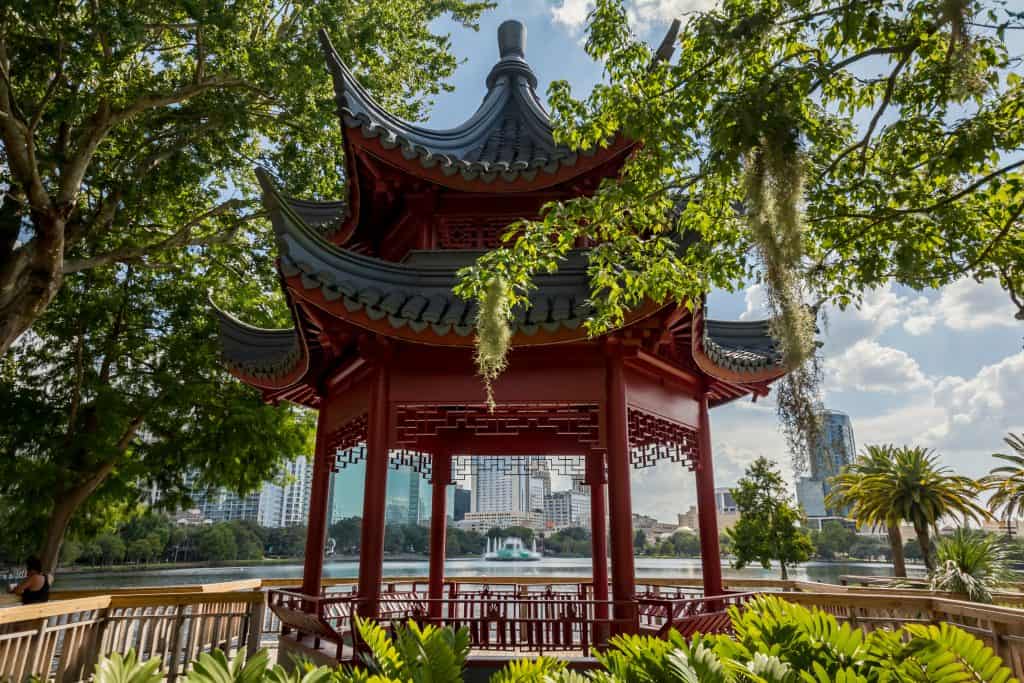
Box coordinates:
[3,576,1024,680]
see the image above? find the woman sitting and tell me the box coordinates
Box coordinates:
[9,557,51,604]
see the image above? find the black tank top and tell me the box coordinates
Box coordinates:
[22,575,50,604]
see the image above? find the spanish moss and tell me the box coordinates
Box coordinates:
[744,136,822,473]
[474,277,513,411]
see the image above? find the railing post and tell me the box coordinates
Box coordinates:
[26,617,50,679]
[84,607,111,677]
[166,606,188,683]
[246,595,266,657]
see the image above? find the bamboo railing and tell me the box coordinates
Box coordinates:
[3,576,1024,679]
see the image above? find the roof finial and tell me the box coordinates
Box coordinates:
[497,20,526,59]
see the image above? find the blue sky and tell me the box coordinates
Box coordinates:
[422,1,1024,520]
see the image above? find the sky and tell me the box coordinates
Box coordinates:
[419,1,1024,521]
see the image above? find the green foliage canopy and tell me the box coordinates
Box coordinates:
[0,0,492,354]
[456,0,1024,460]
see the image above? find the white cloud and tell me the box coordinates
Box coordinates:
[921,351,1024,452]
[551,0,716,34]
[900,279,1019,336]
[551,0,595,31]
[625,0,718,32]
[826,340,931,393]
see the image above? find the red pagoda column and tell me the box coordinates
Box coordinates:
[695,392,724,597]
[357,356,391,619]
[605,346,637,633]
[586,449,609,630]
[300,407,334,603]
[428,450,451,620]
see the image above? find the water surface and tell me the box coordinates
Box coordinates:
[58,557,908,590]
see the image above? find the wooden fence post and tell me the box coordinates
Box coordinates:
[83,608,111,679]
[26,618,50,680]
[247,596,266,657]
[165,606,188,683]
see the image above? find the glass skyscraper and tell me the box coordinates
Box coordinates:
[796,410,857,517]
[328,459,452,525]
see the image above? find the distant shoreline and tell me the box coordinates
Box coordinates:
[54,555,905,576]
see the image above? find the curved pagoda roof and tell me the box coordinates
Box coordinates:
[212,19,789,407]
[321,20,606,184]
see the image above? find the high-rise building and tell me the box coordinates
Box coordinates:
[544,490,590,530]
[453,487,471,521]
[182,457,315,528]
[328,459,441,526]
[258,456,314,528]
[713,487,737,513]
[471,456,550,515]
[796,410,857,518]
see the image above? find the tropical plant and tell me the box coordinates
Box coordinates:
[828,445,987,572]
[353,617,470,683]
[90,596,1022,683]
[728,457,813,580]
[929,528,1013,603]
[592,595,1019,682]
[93,650,162,683]
[827,444,908,577]
[982,434,1024,524]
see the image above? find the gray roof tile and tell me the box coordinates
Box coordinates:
[319,21,595,183]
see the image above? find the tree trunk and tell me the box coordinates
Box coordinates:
[37,461,118,576]
[916,523,934,572]
[780,561,788,580]
[887,521,906,577]
[0,212,66,357]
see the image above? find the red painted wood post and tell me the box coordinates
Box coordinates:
[357,357,391,619]
[587,449,610,641]
[605,346,637,634]
[301,407,333,604]
[428,450,450,621]
[696,392,724,597]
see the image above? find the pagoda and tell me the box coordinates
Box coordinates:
[214,19,788,654]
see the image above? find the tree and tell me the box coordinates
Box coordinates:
[728,457,812,580]
[833,445,986,572]
[827,444,909,577]
[633,529,648,554]
[0,264,312,574]
[981,434,1024,523]
[95,533,126,566]
[458,0,1024,460]
[0,0,491,355]
[811,520,856,560]
[328,518,361,555]
[196,524,237,562]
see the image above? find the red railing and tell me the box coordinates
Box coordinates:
[268,582,750,659]
[637,592,758,638]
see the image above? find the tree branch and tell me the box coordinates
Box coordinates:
[62,198,250,273]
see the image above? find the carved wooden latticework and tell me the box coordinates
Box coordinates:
[394,403,601,447]
[452,455,586,479]
[436,216,519,250]
[627,409,700,470]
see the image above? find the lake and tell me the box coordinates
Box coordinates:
[57,557,911,590]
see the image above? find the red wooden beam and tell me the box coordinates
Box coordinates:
[605,345,637,634]
[695,392,724,597]
[357,347,391,619]
[428,450,451,620]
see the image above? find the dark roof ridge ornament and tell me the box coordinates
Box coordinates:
[487,19,538,90]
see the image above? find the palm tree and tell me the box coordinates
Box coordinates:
[981,434,1024,527]
[930,528,1012,603]
[827,445,907,577]
[828,445,987,573]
